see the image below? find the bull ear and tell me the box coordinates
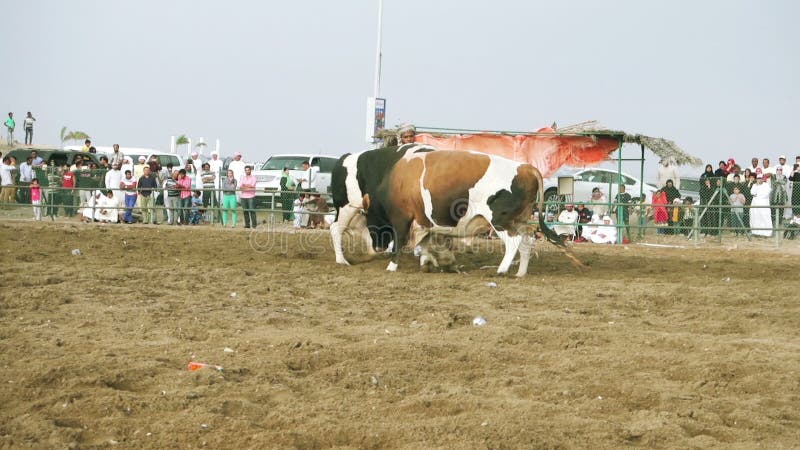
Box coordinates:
[362,193,371,210]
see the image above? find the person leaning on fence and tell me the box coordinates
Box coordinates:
[729,186,747,236]
[177,169,192,225]
[138,166,158,224]
[200,162,216,214]
[30,178,42,220]
[791,158,800,216]
[613,185,633,243]
[771,166,790,226]
[220,169,238,228]
[0,156,17,209]
[163,170,180,225]
[239,165,257,229]
[59,163,76,217]
[120,170,138,224]
[17,155,34,204]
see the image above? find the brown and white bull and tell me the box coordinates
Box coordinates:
[370,150,565,276]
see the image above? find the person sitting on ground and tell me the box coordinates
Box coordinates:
[589,215,618,244]
[784,211,800,240]
[81,190,101,223]
[305,193,331,229]
[95,190,120,223]
[189,190,203,225]
[574,202,592,241]
[677,197,696,236]
[553,203,578,241]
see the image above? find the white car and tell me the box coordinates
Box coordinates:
[543,168,657,212]
[252,154,339,208]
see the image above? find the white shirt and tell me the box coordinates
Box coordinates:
[229,159,246,184]
[553,209,578,236]
[19,162,34,182]
[208,157,223,182]
[105,169,122,191]
[0,163,14,186]
[297,165,319,190]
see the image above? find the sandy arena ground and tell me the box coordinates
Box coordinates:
[1,220,799,449]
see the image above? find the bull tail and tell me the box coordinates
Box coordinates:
[534,168,563,248]
[533,168,588,271]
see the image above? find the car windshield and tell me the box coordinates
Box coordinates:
[261,157,308,171]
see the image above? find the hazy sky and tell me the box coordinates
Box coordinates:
[4,0,798,175]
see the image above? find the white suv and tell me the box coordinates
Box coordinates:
[253,154,339,208]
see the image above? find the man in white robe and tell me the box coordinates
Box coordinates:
[553,203,579,240]
[749,175,773,237]
[589,215,618,244]
[95,191,120,223]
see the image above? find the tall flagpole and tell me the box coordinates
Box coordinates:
[373,0,383,103]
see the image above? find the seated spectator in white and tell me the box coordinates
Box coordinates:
[95,190,120,223]
[579,214,602,241]
[553,203,579,240]
[589,215,618,244]
[82,190,102,223]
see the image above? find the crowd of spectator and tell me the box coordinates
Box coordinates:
[0,147,334,230]
[546,154,800,242]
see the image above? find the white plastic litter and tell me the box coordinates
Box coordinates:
[472,316,487,326]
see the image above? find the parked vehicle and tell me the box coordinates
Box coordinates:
[677,177,702,202]
[252,154,338,208]
[6,148,103,188]
[543,168,658,214]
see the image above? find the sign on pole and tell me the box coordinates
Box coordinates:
[365,97,387,144]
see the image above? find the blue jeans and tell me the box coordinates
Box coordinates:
[123,194,137,223]
[179,197,192,224]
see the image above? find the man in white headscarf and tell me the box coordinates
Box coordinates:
[553,203,579,240]
[656,157,680,189]
[589,215,618,244]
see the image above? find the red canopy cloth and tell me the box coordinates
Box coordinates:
[414,127,621,177]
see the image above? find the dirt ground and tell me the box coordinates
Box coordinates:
[1,220,798,449]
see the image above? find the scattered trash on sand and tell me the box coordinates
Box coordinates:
[187,361,223,372]
[472,316,487,326]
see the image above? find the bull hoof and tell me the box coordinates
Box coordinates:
[420,262,432,273]
[386,261,398,272]
[335,257,351,266]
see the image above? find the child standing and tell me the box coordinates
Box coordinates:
[30,178,42,220]
[293,194,306,229]
[729,186,746,235]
